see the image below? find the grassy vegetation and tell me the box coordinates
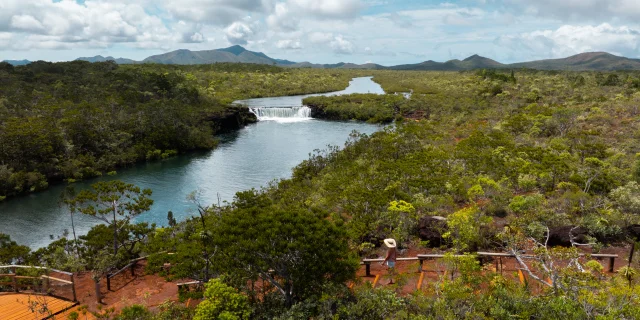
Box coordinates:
[303,93,404,123]
[0,61,359,200]
[3,67,640,318]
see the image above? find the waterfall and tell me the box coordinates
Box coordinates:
[249,106,312,121]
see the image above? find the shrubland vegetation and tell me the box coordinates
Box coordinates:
[304,94,405,123]
[3,66,640,318]
[0,61,356,200]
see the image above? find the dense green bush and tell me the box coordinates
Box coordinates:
[304,93,404,123]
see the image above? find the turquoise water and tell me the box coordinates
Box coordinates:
[0,77,385,248]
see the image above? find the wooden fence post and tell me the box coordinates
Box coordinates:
[70,274,77,302]
[43,268,49,294]
[609,257,616,273]
[12,267,18,293]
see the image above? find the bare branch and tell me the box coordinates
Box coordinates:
[509,248,553,288]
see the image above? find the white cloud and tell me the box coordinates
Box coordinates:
[276,39,303,50]
[442,13,473,26]
[495,23,640,59]
[0,0,178,51]
[164,0,273,26]
[225,21,255,45]
[309,32,334,44]
[175,21,207,43]
[10,15,44,32]
[505,0,640,21]
[267,2,299,31]
[289,0,363,19]
[2,0,639,65]
[330,35,354,54]
[387,12,413,28]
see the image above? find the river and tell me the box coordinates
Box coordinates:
[0,77,385,248]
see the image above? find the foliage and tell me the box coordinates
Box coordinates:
[208,190,358,306]
[193,279,252,320]
[71,180,153,255]
[115,304,152,320]
[303,94,404,123]
[336,286,406,319]
[8,67,640,318]
[0,233,30,264]
[0,61,359,200]
[443,206,492,251]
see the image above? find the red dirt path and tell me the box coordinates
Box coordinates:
[73,261,188,314]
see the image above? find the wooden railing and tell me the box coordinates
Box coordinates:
[105,255,151,291]
[105,252,173,291]
[0,265,76,301]
[361,252,619,277]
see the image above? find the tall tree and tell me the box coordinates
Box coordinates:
[71,180,153,255]
[59,184,79,256]
[211,190,358,307]
[187,189,217,283]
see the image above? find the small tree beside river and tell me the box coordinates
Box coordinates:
[71,180,153,255]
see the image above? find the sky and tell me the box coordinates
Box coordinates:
[1,0,640,65]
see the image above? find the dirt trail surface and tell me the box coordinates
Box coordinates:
[73,261,187,314]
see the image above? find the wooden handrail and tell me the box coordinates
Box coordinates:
[176,281,202,287]
[0,265,73,276]
[41,275,73,285]
[0,265,76,301]
[589,253,619,258]
[361,252,619,276]
[361,257,419,263]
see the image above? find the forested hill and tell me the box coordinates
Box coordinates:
[75,55,137,64]
[1,59,31,66]
[390,52,640,71]
[142,45,297,65]
[5,49,640,71]
[509,52,640,71]
[0,60,223,200]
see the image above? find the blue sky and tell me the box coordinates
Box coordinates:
[1,0,640,65]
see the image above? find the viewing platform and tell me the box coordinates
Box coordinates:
[0,293,82,319]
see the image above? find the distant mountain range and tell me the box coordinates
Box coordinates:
[389,52,640,71]
[391,54,504,71]
[75,55,137,64]
[2,59,31,66]
[288,61,387,69]
[140,45,296,65]
[4,46,640,71]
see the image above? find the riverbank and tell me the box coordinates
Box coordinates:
[0,62,362,202]
[0,76,384,248]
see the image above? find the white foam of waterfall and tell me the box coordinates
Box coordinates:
[249,106,312,122]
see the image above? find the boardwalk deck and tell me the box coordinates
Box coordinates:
[0,293,76,320]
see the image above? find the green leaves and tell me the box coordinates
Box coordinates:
[0,233,31,264]
[210,190,357,305]
[303,93,404,123]
[194,279,251,320]
[71,180,153,256]
[443,206,492,251]
[73,180,153,219]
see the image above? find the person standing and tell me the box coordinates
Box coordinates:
[381,238,397,284]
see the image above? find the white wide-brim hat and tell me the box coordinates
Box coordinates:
[383,238,396,248]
